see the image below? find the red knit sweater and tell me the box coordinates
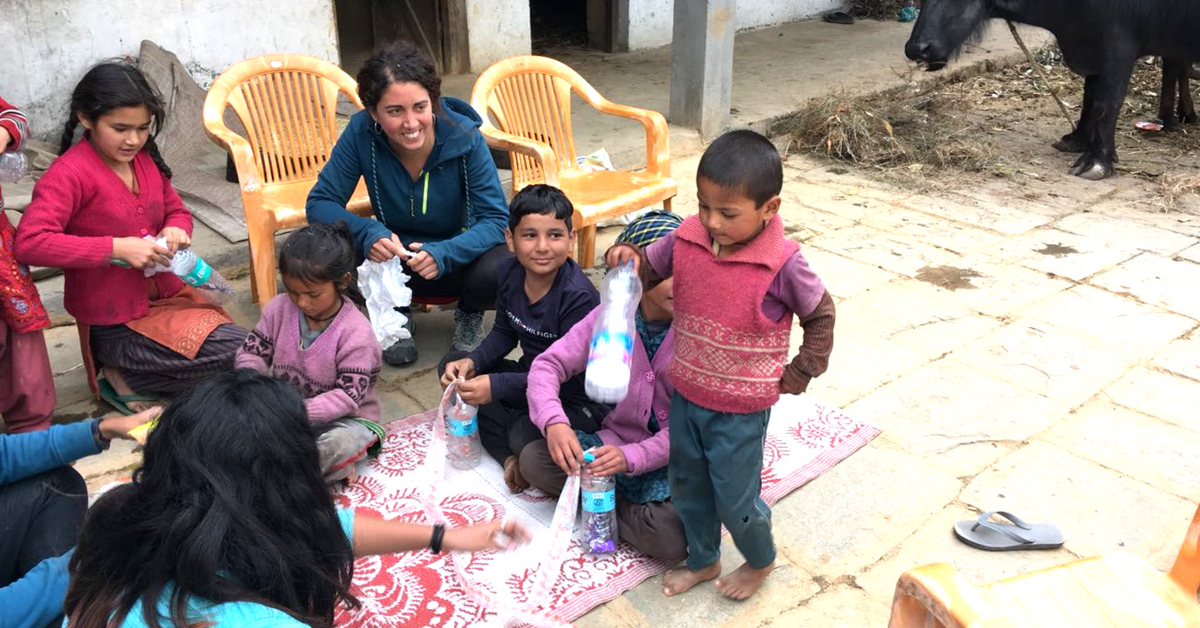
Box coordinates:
[669,214,799,413]
[13,139,192,325]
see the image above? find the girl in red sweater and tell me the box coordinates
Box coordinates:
[0,95,56,432]
[15,62,247,413]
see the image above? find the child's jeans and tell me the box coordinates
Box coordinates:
[668,392,775,571]
[0,321,55,433]
[314,418,378,483]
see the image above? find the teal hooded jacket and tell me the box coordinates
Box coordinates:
[306,97,508,276]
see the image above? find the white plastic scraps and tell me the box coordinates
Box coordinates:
[357,257,413,347]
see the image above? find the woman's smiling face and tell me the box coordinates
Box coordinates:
[372,81,435,154]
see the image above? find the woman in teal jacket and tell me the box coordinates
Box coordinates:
[307,42,511,366]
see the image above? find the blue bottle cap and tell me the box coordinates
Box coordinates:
[583,452,596,464]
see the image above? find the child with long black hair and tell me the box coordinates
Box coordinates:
[63,370,529,628]
[236,222,382,482]
[14,61,246,414]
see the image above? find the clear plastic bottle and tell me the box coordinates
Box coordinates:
[581,450,619,554]
[170,249,234,301]
[0,151,28,184]
[584,262,642,404]
[445,392,482,470]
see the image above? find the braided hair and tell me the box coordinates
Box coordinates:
[59,60,173,178]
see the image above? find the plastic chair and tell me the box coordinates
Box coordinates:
[887,503,1200,628]
[469,56,677,268]
[202,54,373,308]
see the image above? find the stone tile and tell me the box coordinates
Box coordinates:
[803,249,899,300]
[805,225,958,278]
[960,441,1196,570]
[791,183,894,222]
[1091,253,1200,319]
[1178,243,1200,264]
[902,193,1056,236]
[800,323,929,409]
[903,254,1074,318]
[778,197,857,241]
[619,537,819,628]
[947,319,1137,406]
[1019,285,1195,358]
[1043,399,1200,501]
[980,228,1140,282]
[861,206,1008,255]
[771,444,961,577]
[837,281,999,359]
[1151,334,1200,381]
[1105,367,1200,434]
[1089,191,1200,238]
[574,596,650,628]
[845,360,1069,477]
[1053,213,1197,257]
[857,504,1077,606]
[766,583,890,628]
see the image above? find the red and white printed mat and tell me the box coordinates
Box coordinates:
[332,393,879,627]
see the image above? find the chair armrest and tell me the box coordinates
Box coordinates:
[1169,501,1200,594]
[889,563,1014,628]
[477,122,561,187]
[584,97,670,179]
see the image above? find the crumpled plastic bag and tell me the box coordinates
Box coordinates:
[357,257,413,347]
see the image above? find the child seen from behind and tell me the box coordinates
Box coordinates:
[607,130,836,600]
[235,222,382,483]
[441,184,606,493]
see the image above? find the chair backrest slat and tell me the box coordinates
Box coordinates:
[486,67,576,190]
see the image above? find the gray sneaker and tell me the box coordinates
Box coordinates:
[382,308,417,366]
[452,309,485,352]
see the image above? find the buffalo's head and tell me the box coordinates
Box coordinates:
[904,0,994,70]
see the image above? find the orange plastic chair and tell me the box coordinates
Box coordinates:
[202,54,373,308]
[887,504,1200,628]
[469,56,677,268]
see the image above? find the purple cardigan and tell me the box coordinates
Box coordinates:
[527,307,674,476]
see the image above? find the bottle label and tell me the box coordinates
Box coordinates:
[180,257,213,287]
[588,330,633,364]
[582,489,616,513]
[448,417,477,437]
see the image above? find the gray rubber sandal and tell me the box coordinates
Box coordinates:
[953,511,1064,551]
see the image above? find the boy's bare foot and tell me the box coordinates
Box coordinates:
[715,561,775,600]
[662,561,720,596]
[101,367,160,413]
[503,456,529,493]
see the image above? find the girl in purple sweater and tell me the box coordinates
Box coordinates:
[235,223,383,483]
[523,211,687,563]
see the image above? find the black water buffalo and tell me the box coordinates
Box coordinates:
[1160,58,1197,129]
[905,0,1200,180]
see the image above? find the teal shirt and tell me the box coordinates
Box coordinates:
[107,509,355,628]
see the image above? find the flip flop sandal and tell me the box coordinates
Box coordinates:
[823,11,855,24]
[98,378,161,416]
[954,511,1064,551]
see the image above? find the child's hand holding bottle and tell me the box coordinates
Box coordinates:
[112,237,172,269]
[546,423,584,474]
[604,243,642,273]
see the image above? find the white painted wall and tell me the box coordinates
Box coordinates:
[628,0,843,49]
[0,0,338,140]
[465,0,531,71]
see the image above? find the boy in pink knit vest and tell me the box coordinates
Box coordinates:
[607,130,836,600]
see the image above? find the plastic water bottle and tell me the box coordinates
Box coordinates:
[445,392,482,470]
[584,262,642,404]
[581,451,618,554]
[170,249,234,301]
[0,151,28,183]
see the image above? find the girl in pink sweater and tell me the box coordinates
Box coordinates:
[14,62,246,414]
[235,223,382,483]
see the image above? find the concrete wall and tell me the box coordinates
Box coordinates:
[627,0,842,49]
[466,0,532,71]
[1,0,338,140]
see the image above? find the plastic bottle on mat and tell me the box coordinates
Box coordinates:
[0,151,28,183]
[584,262,642,404]
[581,450,619,554]
[170,249,234,301]
[445,392,482,470]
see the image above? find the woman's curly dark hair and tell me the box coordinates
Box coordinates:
[64,370,359,628]
[356,40,443,115]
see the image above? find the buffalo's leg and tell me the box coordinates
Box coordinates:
[1161,58,1182,129]
[1070,57,1135,180]
[1178,63,1197,124]
[1053,74,1096,153]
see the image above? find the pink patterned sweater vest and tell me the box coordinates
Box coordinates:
[669,214,798,414]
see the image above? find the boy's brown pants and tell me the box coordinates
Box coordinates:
[519,439,688,564]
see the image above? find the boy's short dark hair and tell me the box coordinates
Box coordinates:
[696,129,783,207]
[507,184,575,231]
